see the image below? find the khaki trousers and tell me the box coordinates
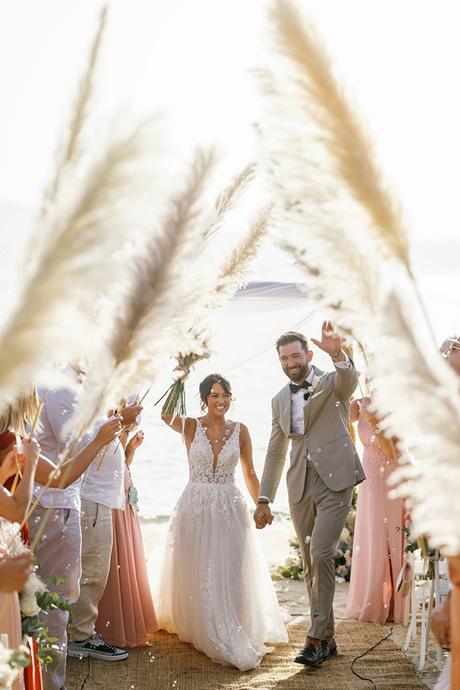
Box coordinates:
[29,506,82,690]
[289,462,352,640]
[67,499,113,642]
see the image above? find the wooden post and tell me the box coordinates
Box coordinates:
[449,555,460,690]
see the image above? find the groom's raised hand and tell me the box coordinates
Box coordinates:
[254,503,274,529]
[311,321,344,360]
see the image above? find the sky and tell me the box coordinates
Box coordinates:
[0,0,459,328]
[1,0,460,237]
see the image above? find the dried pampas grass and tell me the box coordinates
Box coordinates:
[72,147,220,432]
[0,5,166,409]
[262,0,460,555]
[214,163,256,218]
[0,119,163,409]
[204,162,256,242]
[278,214,381,347]
[154,201,269,421]
[369,291,460,555]
[215,206,270,296]
[188,205,271,356]
[39,6,107,216]
[262,0,411,274]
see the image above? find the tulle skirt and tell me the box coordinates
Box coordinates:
[150,481,288,671]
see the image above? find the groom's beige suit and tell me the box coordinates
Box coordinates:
[260,361,365,639]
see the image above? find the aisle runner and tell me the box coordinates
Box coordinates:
[67,619,429,689]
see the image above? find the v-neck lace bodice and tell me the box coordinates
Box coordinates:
[188,419,240,485]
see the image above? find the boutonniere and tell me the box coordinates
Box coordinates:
[307,374,321,395]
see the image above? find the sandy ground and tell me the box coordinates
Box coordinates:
[141,519,444,689]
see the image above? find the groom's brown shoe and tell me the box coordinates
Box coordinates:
[320,638,338,661]
[294,639,322,668]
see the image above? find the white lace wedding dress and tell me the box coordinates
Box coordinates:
[150,419,288,671]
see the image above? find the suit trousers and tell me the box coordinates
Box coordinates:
[29,506,82,690]
[67,499,113,642]
[289,461,352,640]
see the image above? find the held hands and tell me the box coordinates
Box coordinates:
[253,503,274,530]
[311,321,342,358]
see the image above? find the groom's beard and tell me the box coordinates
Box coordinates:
[283,362,311,384]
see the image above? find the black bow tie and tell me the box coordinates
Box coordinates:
[289,381,311,394]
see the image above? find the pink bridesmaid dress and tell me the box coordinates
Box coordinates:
[0,521,24,690]
[95,466,158,647]
[346,399,405,624]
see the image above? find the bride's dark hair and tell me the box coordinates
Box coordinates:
[199,374,232,412]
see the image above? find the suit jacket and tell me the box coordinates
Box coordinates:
[260,363,366,504]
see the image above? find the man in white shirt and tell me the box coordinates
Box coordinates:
[254,323,364,669]
[29,366,141,690]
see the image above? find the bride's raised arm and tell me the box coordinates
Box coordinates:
[239,424,260,506]
[161,414,196,442]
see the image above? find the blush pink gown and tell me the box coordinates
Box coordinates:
[95,466,158,647]
[346,399,405,624]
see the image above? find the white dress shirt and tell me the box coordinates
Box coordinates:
[290,357,351,434]
[80,433,126,510]
[290,368,317,435]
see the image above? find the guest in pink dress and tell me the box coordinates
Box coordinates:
[0,549,29,690]
[96,429,158,647]
[346,397,405,624]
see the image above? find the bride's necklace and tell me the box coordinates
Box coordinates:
[201,418,232,444]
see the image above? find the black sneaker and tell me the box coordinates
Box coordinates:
[67,635,128,661]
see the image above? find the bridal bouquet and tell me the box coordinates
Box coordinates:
[155,350,210,421]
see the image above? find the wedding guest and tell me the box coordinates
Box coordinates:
[95,428,158,647]
[0,388,124,690]
[67,410,141,658]
[431,335,460,690]
[0,431,39,690]
[0,521,27,690]
[27,366,141,690]
[346,394,404,624]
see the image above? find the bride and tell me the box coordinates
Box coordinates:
[150,373,288,671]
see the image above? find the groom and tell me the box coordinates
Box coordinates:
[254,323,365,667]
